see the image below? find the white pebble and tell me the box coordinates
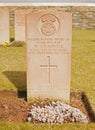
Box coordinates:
[27,117,32,122]
[27,101,88,124]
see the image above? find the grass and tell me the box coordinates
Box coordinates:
[10,26,14,42]
[0,46,26,91]
[72,29,95,111]
[0,29,95,129]
[0,122,95,130]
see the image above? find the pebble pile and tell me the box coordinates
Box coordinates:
[27,101,88,123]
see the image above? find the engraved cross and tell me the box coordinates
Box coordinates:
[40,56,57,84]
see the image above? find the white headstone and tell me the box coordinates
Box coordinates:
[26,10,72,102]
[15,9,26,41]
[0,8,9,44]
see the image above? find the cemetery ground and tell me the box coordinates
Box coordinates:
[0,29,95,129]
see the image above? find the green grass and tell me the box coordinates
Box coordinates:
[0,122,95,130]
[10,26,14,41]
[0,46,26,91]
[72,29,95,111]
[0,29,95,129]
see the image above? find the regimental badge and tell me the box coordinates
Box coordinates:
[39,14,59,36]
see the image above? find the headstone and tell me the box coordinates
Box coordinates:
[15,9,33,41]
[15,9,26,41]
[26,10,72,102]
[0,8,9,44]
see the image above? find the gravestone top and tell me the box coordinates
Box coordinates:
[26,10,72,102]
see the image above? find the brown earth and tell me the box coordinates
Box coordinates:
[0,91,89,123]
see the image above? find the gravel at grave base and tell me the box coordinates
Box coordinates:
[27,101,88,123]
[0,91,89,123]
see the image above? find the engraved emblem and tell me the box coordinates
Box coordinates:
[39,14,59,36]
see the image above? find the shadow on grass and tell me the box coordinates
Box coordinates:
[91,40,95,43]
[2,71,95,122]
[3,71,27,100]
[81,92,95,122]
[71,91,95,122]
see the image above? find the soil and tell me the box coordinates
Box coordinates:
[0,91,89,123]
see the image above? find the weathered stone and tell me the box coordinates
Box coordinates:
[12,6,95,30]
[26,10,72,102]
[0,8,9,44]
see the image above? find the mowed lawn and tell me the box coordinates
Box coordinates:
[72,29,95,112]
[0,29,95,129]
[0,122,95,130]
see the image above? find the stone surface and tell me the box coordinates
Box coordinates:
[0,8,9,44]
[15,9,33,41]
[11,6,95,30]
[26,10,72,102]
[15,9,26,41]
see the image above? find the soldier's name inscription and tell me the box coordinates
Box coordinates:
[27,38,71,54]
